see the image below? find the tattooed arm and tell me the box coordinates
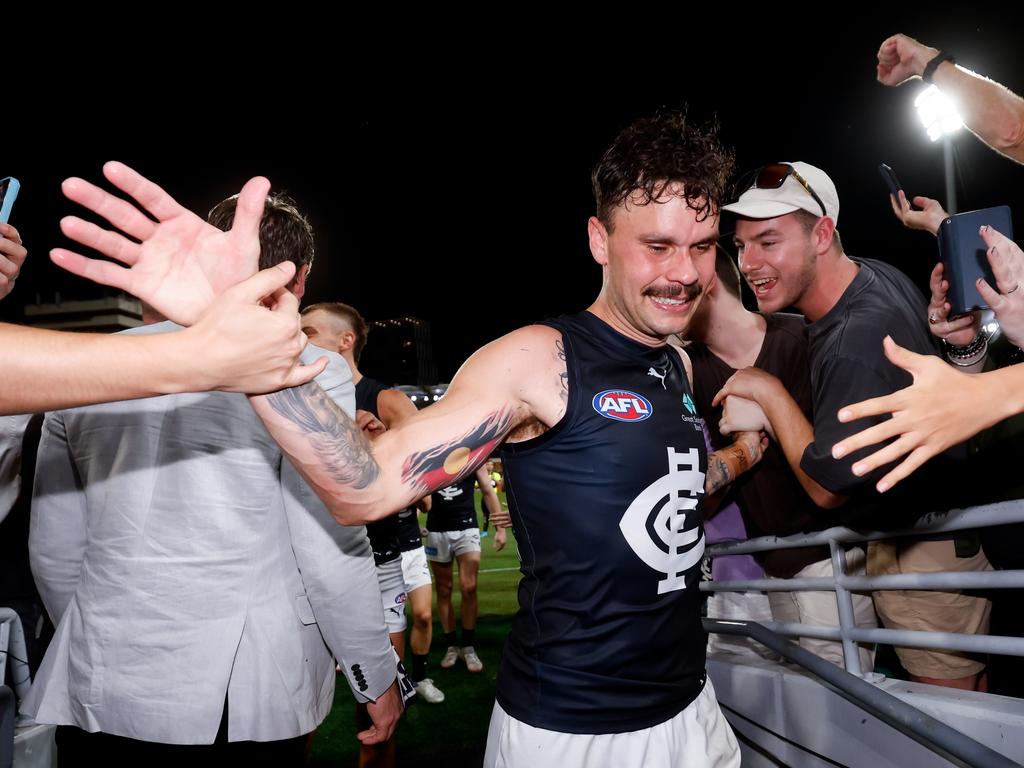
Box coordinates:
[704,431,766,497]
[714,367,845,510]
[249,325,564,525]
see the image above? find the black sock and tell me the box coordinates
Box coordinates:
[462,628,476,647]
[412,653,428,682]
[445,630,458,647]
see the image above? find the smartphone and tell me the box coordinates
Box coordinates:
[937,205,1013,315]
[0,176,19,226]
[878,163,902,198]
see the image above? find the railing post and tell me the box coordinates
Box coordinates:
[829,540,863,677]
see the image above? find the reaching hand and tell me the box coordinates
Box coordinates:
[719,394,773,440]
[877,33,937,87]
[188,262,326,393]
[926,262,979,346]
[52,161,268,326]
[831,336,990,492]
[711,366,781,409]
[977,225,1024,348]
[889,190,947,235]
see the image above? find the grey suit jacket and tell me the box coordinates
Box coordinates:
[23,321,394,744]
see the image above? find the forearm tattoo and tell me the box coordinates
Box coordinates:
[705,454,733,496]
[727,445,749,473]
[401,408,514,494]
[705,443,753,496]
[264,383,380,489]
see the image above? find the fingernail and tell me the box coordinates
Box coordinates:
[852,463,866,476]
[877,481,890,493]
[833,445,846,458]
[981,225,988,233]
[838,409,851,422]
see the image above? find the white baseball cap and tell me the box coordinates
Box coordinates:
[723,161,839,225]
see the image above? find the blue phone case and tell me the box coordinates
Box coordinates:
[0,177,20,225]
[937,205,1013,315]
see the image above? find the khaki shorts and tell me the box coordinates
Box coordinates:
[868,538,991,679]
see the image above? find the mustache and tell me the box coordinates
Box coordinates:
[643,283,702,301]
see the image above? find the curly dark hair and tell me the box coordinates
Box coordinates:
[592,110,734,230]
[207,192,315,275]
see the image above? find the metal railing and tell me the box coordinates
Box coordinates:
[702,499,1024,677]
[704,619,1018,768]
[701,500,1024,766]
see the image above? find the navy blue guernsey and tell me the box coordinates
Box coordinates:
[427,475,478,532]
[498,311,708,734]
[397,507,424,552]
[355,376,402,566]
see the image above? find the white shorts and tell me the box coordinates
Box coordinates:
[484,678,739,768]
[401,546,433,593]
[376,557,408,634]
[424,528,481,563]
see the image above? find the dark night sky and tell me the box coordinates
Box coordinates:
[5,14,1022,380]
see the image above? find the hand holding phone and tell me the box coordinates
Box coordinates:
[881,165,949,234]
[938,206,1013,315]
[878,163,902,198]
[0,178,25,299]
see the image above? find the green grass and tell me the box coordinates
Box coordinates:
[310,495,520,767]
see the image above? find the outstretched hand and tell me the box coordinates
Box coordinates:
[52,161,268,326]
[831,336,992,492]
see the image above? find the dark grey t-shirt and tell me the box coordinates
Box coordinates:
[800,258,940,502]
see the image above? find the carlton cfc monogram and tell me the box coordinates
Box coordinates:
[619,447,706,594]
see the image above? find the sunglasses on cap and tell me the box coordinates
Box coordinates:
[750,163,828,218]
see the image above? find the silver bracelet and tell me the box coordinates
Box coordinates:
[943,333,988,367]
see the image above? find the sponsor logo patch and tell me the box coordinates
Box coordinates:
[592,389,653,422]
[682,393,697,416]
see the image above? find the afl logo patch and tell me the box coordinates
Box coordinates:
[593,390,653,422]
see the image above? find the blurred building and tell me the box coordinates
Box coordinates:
[23,294,143,332]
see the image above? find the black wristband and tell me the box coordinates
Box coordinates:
[922,51,955,84]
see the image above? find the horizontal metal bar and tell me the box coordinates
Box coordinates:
[744,621,1024,657]
[706,500,1024,557]
[705,619,1018,768]
[701,569,1024,593]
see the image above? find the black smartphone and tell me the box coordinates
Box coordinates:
[878,163,902,198]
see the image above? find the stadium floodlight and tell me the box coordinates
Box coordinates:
[914,85,963,141]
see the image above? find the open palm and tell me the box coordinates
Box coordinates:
[51,162,269,326]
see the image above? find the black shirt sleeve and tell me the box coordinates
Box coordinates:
[800,354,902,495]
